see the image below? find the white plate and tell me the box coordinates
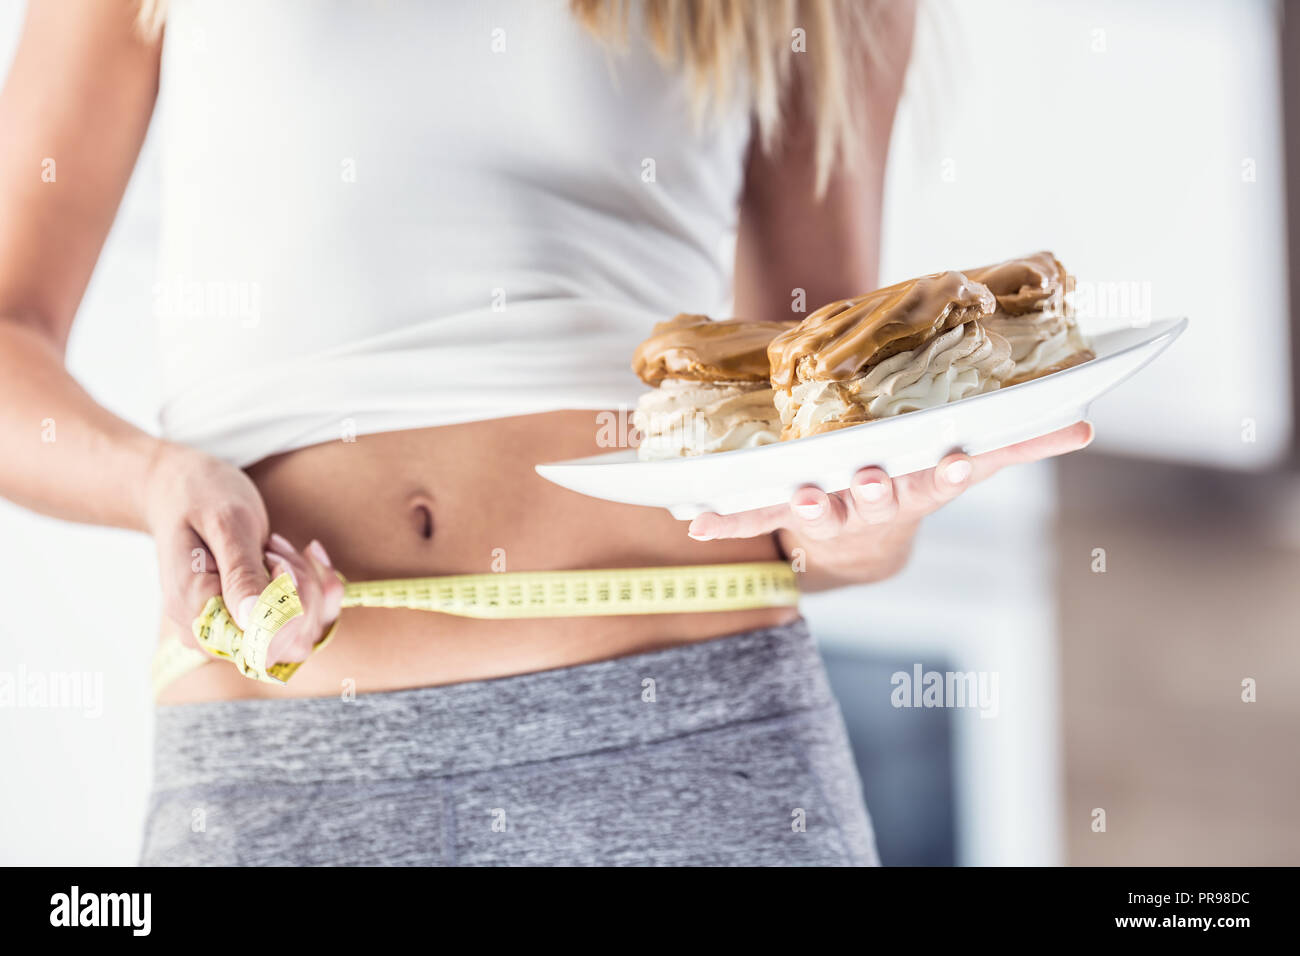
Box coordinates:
[536,317,1187,519]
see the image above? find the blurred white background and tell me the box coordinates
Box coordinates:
[803,0,1290,865]
[0,0,1290,865]
[888,0,1290,467]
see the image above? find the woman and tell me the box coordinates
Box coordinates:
[0,0,1090,865]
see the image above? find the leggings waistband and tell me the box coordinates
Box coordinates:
[149,618,832,791]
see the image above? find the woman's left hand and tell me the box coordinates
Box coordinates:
[685,421,1094,591]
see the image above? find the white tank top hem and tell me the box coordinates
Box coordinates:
[153,0,751,468]
[161,299,662,468]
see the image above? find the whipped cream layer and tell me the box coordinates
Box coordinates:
[633,379,782,460]
[983,311,1091,383]
[777,321,1013,436]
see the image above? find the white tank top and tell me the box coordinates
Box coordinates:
[153,0,751,466]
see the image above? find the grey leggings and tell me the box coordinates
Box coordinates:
[139,618,878,866]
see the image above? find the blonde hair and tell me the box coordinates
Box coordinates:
[138,0,887,193]
[573,0,886,195]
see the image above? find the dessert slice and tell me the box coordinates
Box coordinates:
[631,313,792,460]
[767,271,1013,439]
[964,251,1094,386]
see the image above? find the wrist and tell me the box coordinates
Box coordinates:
[138,439,197,533]
[782,519,920,592]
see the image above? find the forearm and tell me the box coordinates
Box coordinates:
[0,1,165,531]
[0,315,163,531]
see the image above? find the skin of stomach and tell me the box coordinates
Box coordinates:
[156,410,797,705]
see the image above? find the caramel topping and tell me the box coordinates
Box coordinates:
[767,271,996,390]
[632,313,796,386]
[963,251,1070,316]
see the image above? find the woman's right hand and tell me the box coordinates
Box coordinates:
[143,442,342,666]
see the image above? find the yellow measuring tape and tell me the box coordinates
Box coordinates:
[152,562,800,698]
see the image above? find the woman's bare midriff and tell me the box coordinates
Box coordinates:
[156,410,797,705]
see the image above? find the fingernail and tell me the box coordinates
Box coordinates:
[944,460,972,485]
[269,532,293,553]
[266,552,297,586]
[854,480,887,503]
[306,539,332,567]
[1082,422,1096,447]
[267,617,301,665]
[236,595,257,630]
[794,502,824,520]
[687,526,715,541]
